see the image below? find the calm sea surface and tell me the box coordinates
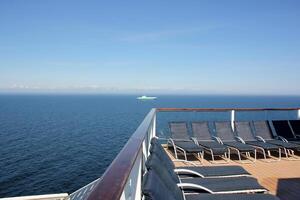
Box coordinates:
[1,94,300,197]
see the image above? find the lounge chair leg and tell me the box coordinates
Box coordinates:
[256,147,277,162]
[263,149,267,160]
[211,150,215,162]
[168,140,179,159]
[173,146,178,159]
[285,149,300,160]
[278,148,281,161]
[268,150,271,157]
[290,150,295,157]
[222,149,230,163]
[237,151,241,162]
[197,152,201,164]
[284,148,289,159]
[183,150,187,161]
[208,149,229,164]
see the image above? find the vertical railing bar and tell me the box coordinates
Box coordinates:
[231,110,235,131]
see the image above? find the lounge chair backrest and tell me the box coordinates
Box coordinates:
[169,122,190,140]
[272,120,295,139]
[146,153,181,188]
[150,139,175,170]
[289,120,300,135]
[235,121,256,141]
[143,170,183,200]
[191,122,212,140]
[214,121,235,141]
[252,121,273,140]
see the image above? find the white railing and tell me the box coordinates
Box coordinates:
[84,109,157,200]
[69,177,102,200]
[119,113,156,200]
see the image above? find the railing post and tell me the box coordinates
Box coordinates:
[231,110,235,131]
[152,113,156,138]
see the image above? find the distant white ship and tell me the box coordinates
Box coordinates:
[136,95,157,100]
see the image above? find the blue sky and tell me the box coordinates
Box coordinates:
[0,0,300,94]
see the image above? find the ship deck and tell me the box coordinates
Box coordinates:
[164,147,300,200]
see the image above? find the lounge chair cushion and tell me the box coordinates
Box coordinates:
[245,141,280,150]
[169,122,190,140]
[150,139,176,170]
[172,141,204,153]
[252,121,274,140]
[235,121,256,141]
[180,176,266,193]
[290,120,300,135]
[192,122,212,140]
[198,141,228,155]
[272,120,295,139]
[146,153,180,183]
[143,170,183,200]
[146,152,265,193]
[176,165,250,177]
[266,140,300,149]
[215,121,236,141]
[224,142,256,152]
[290,140,300,145]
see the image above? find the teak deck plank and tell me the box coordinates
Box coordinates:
[164,148,300,200]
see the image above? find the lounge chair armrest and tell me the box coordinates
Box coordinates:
[212,136,223,144]
[190,137,199,145]
[159,130,165,137]
[235,136,246,144]
[167,138,176,146]
[295,134,300,138]
[255,136,266,143]
[276,136,288,143]
[177,183,266,194]
[174,168,204,177]
[177,183,214,194]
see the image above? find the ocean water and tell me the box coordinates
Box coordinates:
[0,94,300,197]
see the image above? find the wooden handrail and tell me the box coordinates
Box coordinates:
[157,107,300,112]
[86,108,156,200]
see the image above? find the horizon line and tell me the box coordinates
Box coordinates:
[0,91,300,97]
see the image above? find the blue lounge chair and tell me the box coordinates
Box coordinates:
[143,169,279,200]
[273,120,300,145]
[235,121,282,161]
[214,121,257,163]
[253,121,300,158]
[146,153,267,194]
[151,138,251,178]
[167,122,204,161]
[191,122,229,163]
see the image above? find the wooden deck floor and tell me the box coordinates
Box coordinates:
[164,148,300,200]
